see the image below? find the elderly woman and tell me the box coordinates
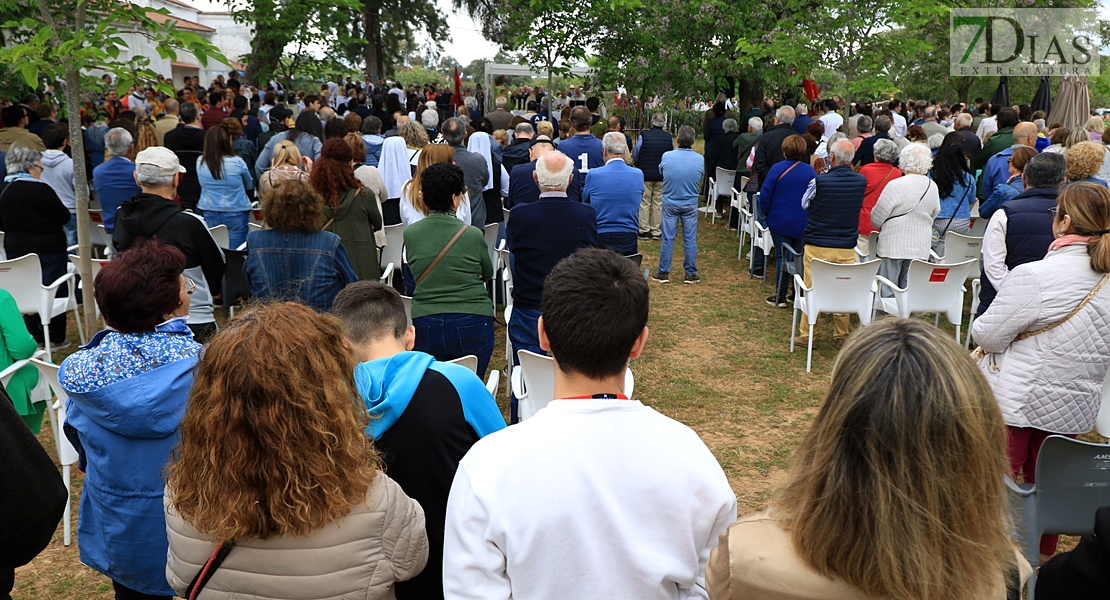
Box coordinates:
[258,140,309,198]
[858,138,902,254]
[1043,127,1070,154]
[164,303,428,600]
[309,138,383,281]
[980,145,1037,219]
[245,179,357,312]
[0,146,72,349]
[1065,141,1109,188]
[712,118,741,217]
[871,143,940,297]
[929,132,976,255]
[972,182,1110,563]
[400,119,429,155]
[1085,116,1105,142]
[405,162,494,377]
[759,135,815,307]
[59,241,202,599]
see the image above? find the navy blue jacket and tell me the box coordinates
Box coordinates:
[501,138,531,175]
[853,132,891,168]
[978,187,1057,314]
[558,134,604,202]
[507,194,597,310]
[792,114,814,135]
[803,165,867,249]
[635,127,674,181]
[506,162,541,209]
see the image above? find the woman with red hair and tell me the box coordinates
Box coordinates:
[310,137,383,281]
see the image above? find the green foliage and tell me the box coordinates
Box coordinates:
[391,66,448,88]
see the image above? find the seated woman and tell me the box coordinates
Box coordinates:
[0,288,40,433]
[59,241,201,600]
[857,138,902,256]
[197,124,254,249]
[759,134,814,308]
[929,133,976,256]
[1064,141,1109,188]
[258,140,309,198]
[404,163,494,377]
[871,143,940,297]
[244,179,357,312]
[165,302,428,600]
[972,182,1110,563]
[401,144,471,227]
[707,318,1031,600]
[980,145,1036,220]
[310,138,383,282]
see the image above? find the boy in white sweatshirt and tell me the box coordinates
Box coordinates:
[39,123,77,246]
[443,248,737,600]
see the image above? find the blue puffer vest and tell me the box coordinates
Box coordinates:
[636,127,673,181]
[803,165,867,249]
[977,187,1058,314]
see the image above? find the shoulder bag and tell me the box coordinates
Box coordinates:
[972,272,1110,365]
[185,540,234,599]
[415,224,469,287]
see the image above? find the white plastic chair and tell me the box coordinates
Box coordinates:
[853,231,879,264]
[1096,368,1110,438]
[0,231,6,260]
[513,350,634,421]
[447,354,478,373]
[67,255,110,320]
[931,232,983,269]
[485,369,500,397]
[208,224,230,250]
[750,221,774,286]
[380,223,405,274]
[965,278,981,349]
[968,216,988,237]
[503,289,514,398]
[499,247,513,309]
[248,222,262,234]
[0,254,85,360]
[872,259,978,342]
[379,263,394,286]
[736,197,753,251]
[703,167,736,224]
[790,259,881,372]
[90,224,114,258]
[400,295,413,328]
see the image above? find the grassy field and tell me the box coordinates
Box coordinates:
[12,210,1105,598]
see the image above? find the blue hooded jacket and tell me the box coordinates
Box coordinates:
[59,319,199,596]
[354,351,504,440]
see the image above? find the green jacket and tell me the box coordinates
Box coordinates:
[0,289,41,432]
[404,215,494,319]
[733,132,759,175]
[323,186,383,282]
[973,126,1014,172]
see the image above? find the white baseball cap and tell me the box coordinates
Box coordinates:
[134,146,186,177]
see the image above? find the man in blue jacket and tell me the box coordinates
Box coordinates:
[557,106,604,203]
[336,281,505,600]
[582,132,645,255]
[653,126,704,284]
[91,127,141,233]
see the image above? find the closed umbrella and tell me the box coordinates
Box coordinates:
[1048,74,1090,130]
[990,76,1010,109]
[1031,75,1053,115]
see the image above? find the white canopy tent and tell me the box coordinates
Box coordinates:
[482,63,594,112]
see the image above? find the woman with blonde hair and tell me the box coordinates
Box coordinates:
[136,120,158,152]
[1085,115,1106,142]
[400,144,470,226]
[1065,126,1090,149]
[258,140,308,197]
[1063,141,1109,187]
[707,318,1030,600]
[972,182,1110,563]
[164,302,428,600]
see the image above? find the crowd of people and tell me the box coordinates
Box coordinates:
[0,72,1109,600]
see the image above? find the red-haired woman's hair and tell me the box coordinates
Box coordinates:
[95,240,185,333]
[309,138,360,209]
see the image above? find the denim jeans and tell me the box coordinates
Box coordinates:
[597,231,638,256]
[64,213,77,248]
[771,234,803,301]
[507,306,544,424]
[203,210,250,250]
[413,312,495,379]
[658,203,698,275]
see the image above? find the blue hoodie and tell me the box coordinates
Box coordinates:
[59,319,199,596]
[354,351,504,440]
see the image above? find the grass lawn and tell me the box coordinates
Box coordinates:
[13,201,1106,598]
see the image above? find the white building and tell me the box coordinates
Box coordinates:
[117,0,251,87]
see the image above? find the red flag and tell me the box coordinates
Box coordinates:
[803,79,820,103]
[454,67,463,108]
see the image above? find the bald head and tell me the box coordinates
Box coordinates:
[534,151,573,191]
[1013,122,1038,147]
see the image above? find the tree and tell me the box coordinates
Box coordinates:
[0,0,227,338]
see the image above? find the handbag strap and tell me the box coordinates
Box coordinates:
[415,224,468,287]
[886,179,931,222]
[875,165,897,189]
[1014,272,1110,342]
[185,540,234,600]
[776,161,800,185]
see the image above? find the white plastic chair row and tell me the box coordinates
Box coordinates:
[702,167,736,224]
[0,356,78,546]
[511,349,635,420]
[0,253,85,361]
[445,354,501,398]
[381,223,405,277]
[872,259,978,343]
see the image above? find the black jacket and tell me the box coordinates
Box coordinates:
[0,180,70,258]
[112,192,225,297]
[1036,505,1110,599]
[715,131,741,172]
[753,123,796,186]
[502,137,532,175]
[163,125,205,207]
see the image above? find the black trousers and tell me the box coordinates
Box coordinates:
[112,581,171,600]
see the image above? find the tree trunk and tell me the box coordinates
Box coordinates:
[65,66,96,340]
[954,76,974,105]
[363,3,380,81]
[244,0,284,87]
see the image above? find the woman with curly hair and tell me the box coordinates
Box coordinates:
[164,302,428,600]
[1064,141,1109,188]
[310,137,383,281]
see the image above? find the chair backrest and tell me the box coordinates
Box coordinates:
[400,295,413,328]
[968,217,988,237]
[483,222,499,268]
[940,232,983,268]
[1034,436,1110,536]
[517,349,556,420]
[29,358,79,465]
[485,369,500,396]
[753,221,774,252]
[626,253,643,268]
[447,354,478,373]
[381,223,405,271]
[807,259,881,321]
[248,222,262,234]
[1097,368,1110,438]
[0,254,45,315]
[221,249,251,310]
[867,231,879,262]
[902,259,977,306]
[208,224,230,250]
[91,223,112,248]
[713,167,736,196]
[67,255,110,281]
[502,206,511,225]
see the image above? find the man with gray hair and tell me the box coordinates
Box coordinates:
[91,127,141,233]
[505,150,597,422]
[582,132,645,255]
[653,126,704,284]
[487,95,514,131]
[442,117,490,226]
[921,105,947,138]
[633,111,673,240]
[502,121,534,174]
[753,105,796,187]
[853,114,892,167]
[977,152,1065,315]
[154,98,180,145]
[792,103,813,135]
[795,138,867,348]
[112,147,225,342]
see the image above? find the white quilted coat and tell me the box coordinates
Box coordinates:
[972,244,1110,433]
[165,472,428,600]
